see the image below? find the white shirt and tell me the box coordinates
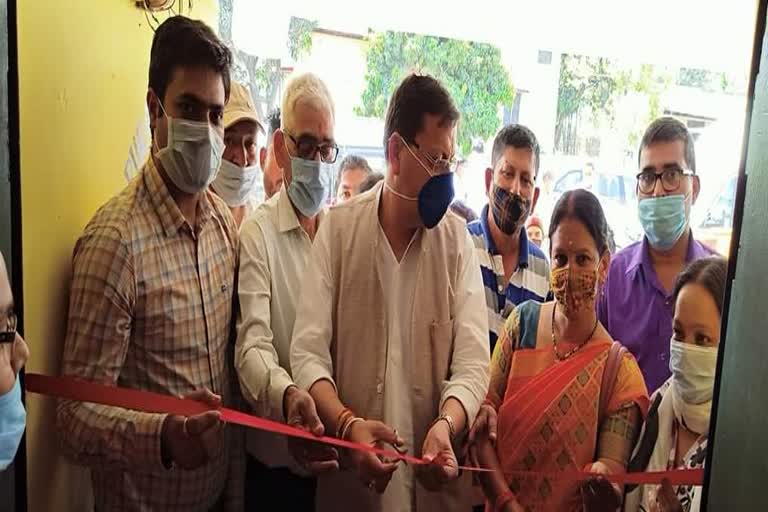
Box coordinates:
[235,189,323,469]
[378,226,419,512]
[291,197,490,511]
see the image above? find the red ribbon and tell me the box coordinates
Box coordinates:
[25,373,703,485]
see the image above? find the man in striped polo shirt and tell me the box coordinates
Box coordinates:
[467,124,551,354]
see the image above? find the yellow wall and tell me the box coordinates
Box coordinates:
[18,1,219,510]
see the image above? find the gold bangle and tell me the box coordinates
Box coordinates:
[336,409,355,439]
[341,417,365,441]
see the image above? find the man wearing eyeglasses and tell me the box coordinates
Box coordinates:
[0,251,29,471]
[235,72,339,512]
[598,117,716,393]
[290,74,489,512]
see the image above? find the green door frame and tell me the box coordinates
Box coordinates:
[704,0,768,509]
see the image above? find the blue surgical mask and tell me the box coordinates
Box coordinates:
[638,194,689,250]
[387,137,455,229]
[286,156,333,218]
[0,378,26,470]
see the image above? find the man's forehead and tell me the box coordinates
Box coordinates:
[497,148,534,171]
[640,140,687,169]
[166,67,226,107]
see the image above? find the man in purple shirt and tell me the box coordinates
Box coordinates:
[598,117,716,393]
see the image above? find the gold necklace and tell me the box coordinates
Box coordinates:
[551,302,599,361]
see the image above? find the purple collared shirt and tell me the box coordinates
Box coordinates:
[598,234,716,393]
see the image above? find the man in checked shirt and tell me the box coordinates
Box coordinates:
[56,16,242,511]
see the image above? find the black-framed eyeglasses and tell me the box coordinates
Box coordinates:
[285,131,339,164]
[636,167,695,195]
[0,311,17,343]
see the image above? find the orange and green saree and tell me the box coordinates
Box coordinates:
[487,301,649,511]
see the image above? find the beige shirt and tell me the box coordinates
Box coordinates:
[291,184,489,511]
[235,189,323,469]
[57,158,240,511]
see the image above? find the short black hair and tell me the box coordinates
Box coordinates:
[357,172,385,194]
[548,189,609,256]
[337,155,373,185]
[492,124,540,175]
[266,108,281,145]
[639,117,696,172]
[149,16,232,105]
[384,74,460,158]
[672,256,728,315]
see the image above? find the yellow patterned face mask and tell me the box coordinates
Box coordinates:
[550,264,599,316]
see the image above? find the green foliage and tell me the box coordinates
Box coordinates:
[356,31,514,155]
[555,55,671,154]
[288,17,318,61]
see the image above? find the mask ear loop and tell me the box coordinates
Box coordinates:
[150,90,169,155]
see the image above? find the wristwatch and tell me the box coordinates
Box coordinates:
[432,414,456,439]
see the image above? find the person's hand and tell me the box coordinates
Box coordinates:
[581,461,622,512]
[345,419,402,493]
[417,419,458,491]
[161,389,224,470]
[283,386,339,474]
[469,403,498,446]
[648,478,684,512]
[0,335,29,396]
[468,428,495,470]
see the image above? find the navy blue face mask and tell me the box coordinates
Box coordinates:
[417,173,455,228]
[386,136,455,228]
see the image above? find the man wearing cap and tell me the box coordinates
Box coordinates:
[235,72,339,511]
[211,82,266,227]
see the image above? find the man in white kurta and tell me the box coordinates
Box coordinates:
[290,74,489,512]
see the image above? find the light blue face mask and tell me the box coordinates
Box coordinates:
[638,194,689,251]
[286,156,334,218]
[0,378,26,470]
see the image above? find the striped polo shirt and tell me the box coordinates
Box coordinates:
[467,204,551,353]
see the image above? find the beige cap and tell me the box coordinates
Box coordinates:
[224,82,264,134]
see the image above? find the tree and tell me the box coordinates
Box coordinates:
[555,54,670,155]
[355,31,514,156]
[219,8,316,118]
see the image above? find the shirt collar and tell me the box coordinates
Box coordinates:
[144,158,215,237]
[276,188,325,233]
[479,204,531,269]
[628,230,703,277]
[686,233,711,262]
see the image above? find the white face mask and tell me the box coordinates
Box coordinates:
[154,102,225,194]
[669,339,718,434]
[212,159,263,207]
[669,339,718,404]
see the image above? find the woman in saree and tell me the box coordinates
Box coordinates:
[469,189,650,511]
[624,256,726,512]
